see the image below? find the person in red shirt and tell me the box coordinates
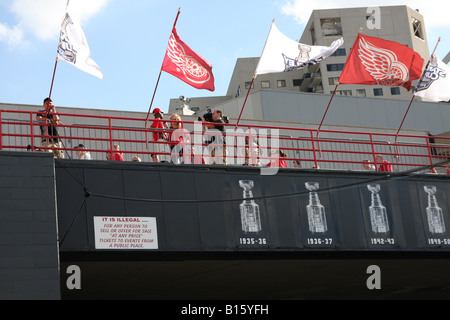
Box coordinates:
[267,150,288,168]
[149,108,169,163]
[375,154,393,172]
[112,144,124,161]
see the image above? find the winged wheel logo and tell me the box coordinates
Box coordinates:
[166,34,211,84]
[358,37,410,87]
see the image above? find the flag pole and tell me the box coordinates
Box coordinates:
[234,75,255,130]
[394,37,441,158]
[48,58,59,100]
[145,7,182,146]
[146,7,181,123]
[317,26,361,137]
[317,83,339,135]
[49,0,71,100]
[316,83,339,157]
[234,18,275,130]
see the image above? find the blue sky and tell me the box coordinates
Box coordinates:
[0,0,449,114]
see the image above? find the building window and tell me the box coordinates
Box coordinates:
[330,48,346,56]
[327,64,345,72]
[321,18,343,36]
[310,26,316,45]
[336,90,352,96]
[374,88,383,96]
[356,89,366,97]
[412,18,424,40]
[261,80,270,88]
[391,87,401,95]
[245,81,254,89]
[328,77,340,85]
[234,85,241,98]
[293,79,303,87]
[277,80,286,88]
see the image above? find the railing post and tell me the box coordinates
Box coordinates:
[0,111,2,151]
[370,133,376,164]
[310,130,318,169]
[425,137,434,168]
[108,118,113,156]
[29,112,35,151]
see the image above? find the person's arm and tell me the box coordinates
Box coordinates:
[200,116,215,129]
[36,111,46,122]
[50,107,61,125]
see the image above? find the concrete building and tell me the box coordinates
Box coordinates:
[444,51,450,64]
[169,5,432,117]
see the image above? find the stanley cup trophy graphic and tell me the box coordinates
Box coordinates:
[424,185,446,234]
[239,180,261,233]
[367,184,389,233]
[305,182,327,233]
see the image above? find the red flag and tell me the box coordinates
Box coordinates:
[339,34,424,91]
[162,27,215,91]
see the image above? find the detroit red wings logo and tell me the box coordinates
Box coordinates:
[166,33,211,84]
[358,37,409,87]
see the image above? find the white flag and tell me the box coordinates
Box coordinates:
[57,12,104,80]
[255,22,344,76]
[415,54,450,102]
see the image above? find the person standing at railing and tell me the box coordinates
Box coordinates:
[112,144,124,161]
[244,136,261,167]
[149,108,170,163]
[74,144,91,160]
[375,154,393,172]
[201,109,227,165]
[168,113,193,164]
[36,97,64,159]
[362,159,376,171]
[266,150,288,168]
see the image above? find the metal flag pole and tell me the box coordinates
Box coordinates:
[234,75,255,130]
[48,58,59,101]
[394,37,441,158]
[49,0,71,100]
[145,8,182,147]
[315,83,339,158]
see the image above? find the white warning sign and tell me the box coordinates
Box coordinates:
[93,217,158,250]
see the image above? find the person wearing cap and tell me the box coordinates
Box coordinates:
[149,108,170,163]
[36,97,64,159]
[74,143,92,160]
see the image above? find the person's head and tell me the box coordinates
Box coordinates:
[212,109,222,121]
[153,108,164,119]
[170,114,182,129]
[113,144,120,151]
[43,97,54,111]
[74,144,86,158]
[132,156,142,162]
[362,159,371,170]
[375,154,383,163]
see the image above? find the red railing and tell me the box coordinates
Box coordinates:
[0,109,449,173]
